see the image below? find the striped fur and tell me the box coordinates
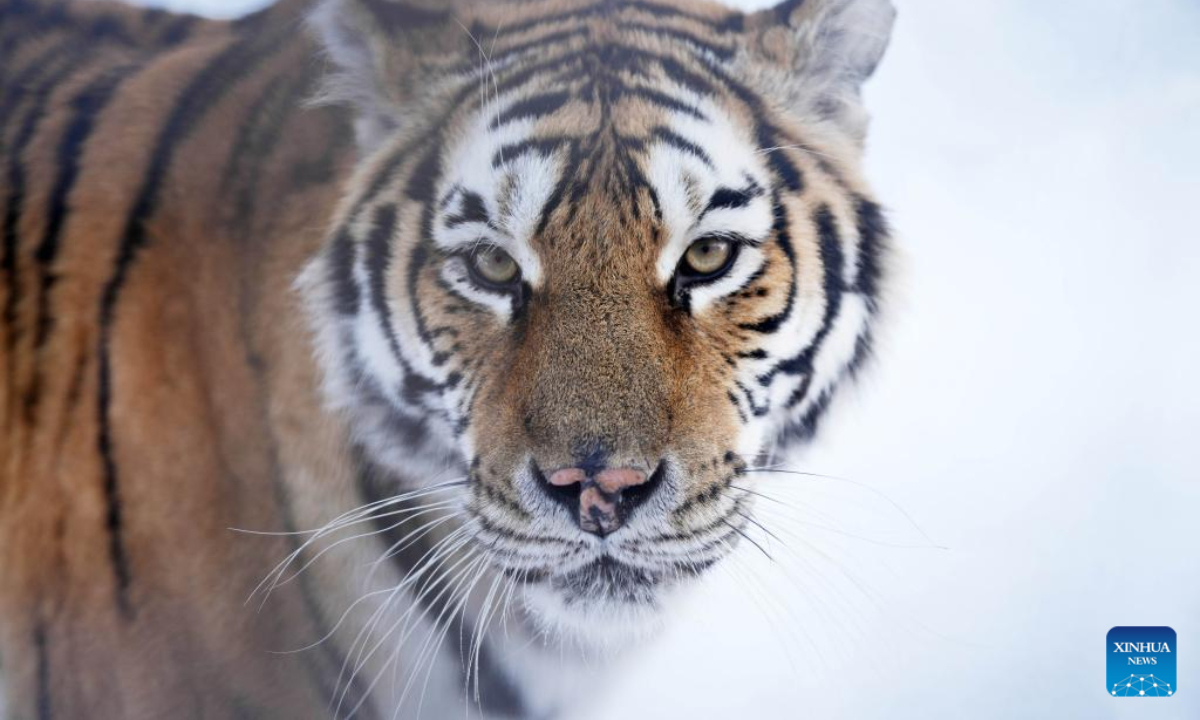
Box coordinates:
[0,0,894,717]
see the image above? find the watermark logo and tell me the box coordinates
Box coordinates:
[1108,626,1176,697]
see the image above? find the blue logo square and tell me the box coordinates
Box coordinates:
[1108,626,1176,697]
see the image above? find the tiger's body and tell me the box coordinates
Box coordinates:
[0,0,895,717]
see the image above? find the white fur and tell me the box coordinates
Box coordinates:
[434,112,548,286]
[650,99,774,294]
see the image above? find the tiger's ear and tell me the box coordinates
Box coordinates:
[309,0,469,152]
[744,0,896,144]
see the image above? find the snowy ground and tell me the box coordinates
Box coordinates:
[123,0,1200,717]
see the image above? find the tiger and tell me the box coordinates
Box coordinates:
[0,0,895,716]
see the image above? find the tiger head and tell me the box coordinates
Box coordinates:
[302,0,894,645]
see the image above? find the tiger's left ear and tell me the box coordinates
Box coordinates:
[309,0,471,153]
[743,0,896,145]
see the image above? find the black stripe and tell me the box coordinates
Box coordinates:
[3,47,93,398]
[405,146,450,346]
[649,126,712,166]
[736,379,770,417]
[354,0,450,33]
[475,4,602,39]
[767,204,845,392]
[95,30,288,617]
[618,84,707,120]
[34,620,51,720]
[363,203,404,355]
[739,197,796,334]
[484,27,590,68]
[616,21,735,62]
[773,0,807,24]
[648,50,719,97]
[532,138,583,238]
[727,389,747,423]
[700,186,748,211]
[0,40,77,126]
[444,189,489,228]
[219,67,313,239]
[775,199,889,443]
[491,136,568,169]
[488,89,572,130]
[785,379,832,441]
[1,0,139,49]
[702,178,764,218]
[485,0,742,40]
[24,65,137,419]
[671,474,736,521]
[156,14,199,46]
[327,228,361,315]
[853,196,887,306]
[490,51,586,97]
[489,43,719,99]
[623,0,742,30]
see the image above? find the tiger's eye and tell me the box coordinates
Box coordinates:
[470,245,520,286]
[682,237,733,276]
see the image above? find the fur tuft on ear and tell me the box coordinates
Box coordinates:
[745,0,896,144]
[308,0,461,152]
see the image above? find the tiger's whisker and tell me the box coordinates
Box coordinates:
[333,527,475,707]
[275,502,462,591]
[336,544,482,720]
[383,554,487,720]
[362,512,466,590]
[740,467,943,548]
[257,501,462,606]
[731,505,788,551]
[720,518,773,562]
[467,559,506,703]
[233,478,469,537]
[395,554,491,719]
[245,481,469,606]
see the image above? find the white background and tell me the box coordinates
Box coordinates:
[130,0,1200,717]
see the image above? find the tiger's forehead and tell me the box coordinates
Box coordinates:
[430,6,773,286]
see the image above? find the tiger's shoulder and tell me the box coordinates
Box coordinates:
[1,1,363,716]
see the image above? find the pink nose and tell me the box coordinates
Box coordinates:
[548,467,649,536]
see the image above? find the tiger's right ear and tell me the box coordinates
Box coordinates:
[309,0,468,152]
[744,0,896,145]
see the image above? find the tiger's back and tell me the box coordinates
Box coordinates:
[1,1,362,716]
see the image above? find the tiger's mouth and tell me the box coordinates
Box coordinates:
[552,556,660,607]
[518,555,690,647]
[467,456,752,645]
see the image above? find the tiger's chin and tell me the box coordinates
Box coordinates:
[520,557,690,653]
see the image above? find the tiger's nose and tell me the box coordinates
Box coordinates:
[543,466,656,536]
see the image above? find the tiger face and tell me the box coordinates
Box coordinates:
[303,0,894,643]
